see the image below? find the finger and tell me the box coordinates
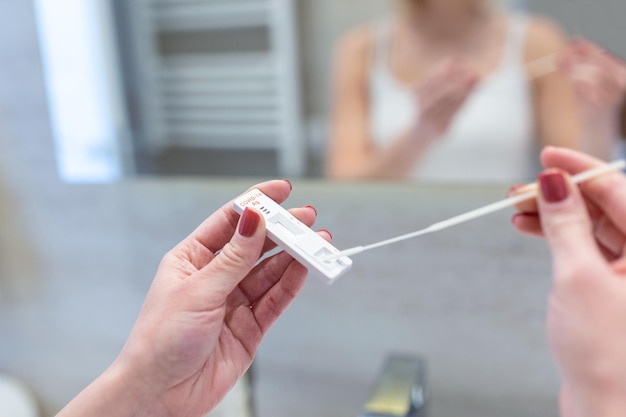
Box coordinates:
[510,182,604,219]
[596,240,621,263]
[576,38,603,55]
[196,207,267,300]
[251,261,307,334]
[511,195,623,260]
[611,257,626,275]
[436,82,475,113]
[427,57,461,79]
[223,254,311,359]
[232,230,332,307]
[557,40,578,71]
[575,83,602,108]
[562,40,626,97]
[508,183,539,213]
[250,231,332,333]
[431,99,466,128]
[593,52,626,87]
[560,382,583,417]
[536,170,609,285]
[415,62,452,102]
[594,215,626,257]
[569,62,621,105]
[428,77,476,122]
[419,64,476,110]
[511,213,543,237]
[178,204,317,273]
[540,147,626,235]
[595,57,626,101]
[540,145,606,171]
[186,179,292,255]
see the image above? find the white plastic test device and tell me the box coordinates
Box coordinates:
[233,189,353,284]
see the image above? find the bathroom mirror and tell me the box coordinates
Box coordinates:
[36,0,626,183]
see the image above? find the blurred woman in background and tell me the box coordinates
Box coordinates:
[326,0,581,181]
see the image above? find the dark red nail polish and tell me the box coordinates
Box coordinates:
[507,184,522,197]
[539,171,569,203]
[283,179,292,191]
[305,205,317,216]
[239,207,261,237]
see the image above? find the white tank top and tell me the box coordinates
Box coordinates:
[369,15,536,183]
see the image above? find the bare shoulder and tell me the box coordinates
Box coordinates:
[334,25,373,64]
[331,24,376,86]
[523,15,569,60]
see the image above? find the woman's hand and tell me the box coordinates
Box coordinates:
[58,179,327,417]
[411,58,478,140]
[559,39,626,159]
[510,147,626,417]
[560,39,626,117]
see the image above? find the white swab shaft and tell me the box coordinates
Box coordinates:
[526,52,558,80]
[324,160,626,261]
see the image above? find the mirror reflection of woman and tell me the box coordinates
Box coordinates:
[326,0,581,181]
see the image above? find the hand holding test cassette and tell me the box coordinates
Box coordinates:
[233,189,353,284]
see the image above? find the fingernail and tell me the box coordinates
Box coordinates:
[507,184,523,197]
[539,171,569,203]
[239,207,261,237]
[283,179,292,191]
[319,229,333,240]
[305,205,317,216]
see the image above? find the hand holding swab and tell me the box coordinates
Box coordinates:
[322,159,626,262]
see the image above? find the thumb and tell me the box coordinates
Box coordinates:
[201,207,266,296]
[537,170,606,284]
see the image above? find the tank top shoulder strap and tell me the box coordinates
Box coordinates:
[369,19,392,72]
[502,13,529,66]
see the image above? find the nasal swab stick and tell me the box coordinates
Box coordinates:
[524,42,626,81]
[323,160,626,262]
[526,52,558,80]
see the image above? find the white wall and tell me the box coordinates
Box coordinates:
[297,0,391,118]
[33,0,128,183]
[528,0,626,57]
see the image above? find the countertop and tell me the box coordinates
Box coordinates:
[0,178,558,417]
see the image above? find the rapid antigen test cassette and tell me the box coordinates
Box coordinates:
[233,189,352,284]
